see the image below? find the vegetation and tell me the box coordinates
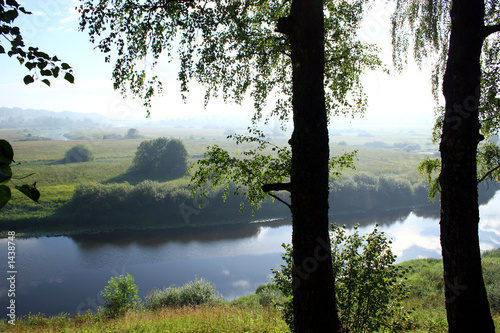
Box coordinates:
[145,277,223,310]
[272,224,410,332]
[393,1,500,330]
[0,139,39,209]
[2,249,499,332]
[101,273,140,318]
[63,144,94,164]
[130,137,188,180]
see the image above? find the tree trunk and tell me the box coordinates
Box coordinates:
[278,0,341,332]
[439,0,494,331]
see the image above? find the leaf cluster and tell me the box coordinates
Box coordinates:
[0,0,74,86]
[189,129,291,214]
[0,139,39,209]
[130,137,188,179]
[101,273,140,318]
[79,0,383,121]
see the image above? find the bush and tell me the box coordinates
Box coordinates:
[101,273,139,318]
[144,277,222,310]
[272,224,410,332]
[130,137,188,179]
[255,283,287,306]
[63,144,94,163]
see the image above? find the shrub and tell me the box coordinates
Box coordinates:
[272,224,410,332]
[144,277,222,310]
[255,283,287,306]
[130,137,188,179]
[63,144,94,163]
[101,273,139,318]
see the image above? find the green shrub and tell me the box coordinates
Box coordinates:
[63,144,94,163]
[272,224,410,332]
[144,277,222,310]
[101,273,139,318]
[255,283,287,306]
[130,137,188,179]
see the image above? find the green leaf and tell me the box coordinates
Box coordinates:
[51,66,60,78]
[41,79,50,86]
[37,60,48,70]
[25,62,37,70]
[0,139,14,166]
[0,185,12,210]
[64,72,74,84]
[0,45,5,54]
[61,63,71,70]
[34,50,50,59]
[40,69,52,76]
[15,183,40,203]
[0,165,12,185]
[23,74,34,84]
[3,9,19,23]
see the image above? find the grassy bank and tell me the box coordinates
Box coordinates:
[2,249,500,332]
[1,134,453,236]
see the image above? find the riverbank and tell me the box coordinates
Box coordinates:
[2,250,499,332]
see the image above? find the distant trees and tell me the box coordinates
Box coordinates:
[124,128,141,139]
[64,144,94,163]
[130,138,188,180]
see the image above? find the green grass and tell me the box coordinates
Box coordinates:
[0,305,289,333]
[2,253,500,332]
[1,132,433,224]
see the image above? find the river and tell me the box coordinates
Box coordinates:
[1,192,500,318]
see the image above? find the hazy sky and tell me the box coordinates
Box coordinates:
[0,0,439,130]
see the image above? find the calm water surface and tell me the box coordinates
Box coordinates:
[2,192,500,317]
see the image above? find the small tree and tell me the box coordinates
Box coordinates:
[64,144,94,163]
[130,137,188,179]
[101,273,139,318]
[272,224,410,332]
[124,128,140,139]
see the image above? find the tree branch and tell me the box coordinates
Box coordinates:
[268,192,291,209]
[478,164,500,184]
[482,24,500,39]
[261,182,292,193]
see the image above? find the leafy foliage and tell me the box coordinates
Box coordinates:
[190,129,357,214]
[63,144,95,164]
[101,273,140,318]
[393,1,500,194]
[130,138,188,180]
[144,277,222,310]
[0,139,39,209]
[79,0,382,121]
[272,224,410,332]
[0,0,74,86]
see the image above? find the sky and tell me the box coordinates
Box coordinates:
[0,0,439,131]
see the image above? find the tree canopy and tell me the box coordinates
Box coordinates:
[130,137,188,180]
[79,0,383,331]
[0,0,74,86]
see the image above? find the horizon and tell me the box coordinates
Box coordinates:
[1,0,438,132]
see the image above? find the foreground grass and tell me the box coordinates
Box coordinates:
[1,304,289,333]
[2,251,500,332]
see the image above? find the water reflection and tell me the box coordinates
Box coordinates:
[1,191,498,318]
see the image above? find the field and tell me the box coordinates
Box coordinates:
[1,249,499,332]
[1,126,436,229]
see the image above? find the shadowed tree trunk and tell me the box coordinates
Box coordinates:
[277,0,341,331]
[440,0,495,331]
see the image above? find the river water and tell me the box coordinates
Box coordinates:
[1,192,500,318]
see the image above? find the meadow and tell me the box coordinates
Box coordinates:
[1,248,499,333]
[0,126,443,234]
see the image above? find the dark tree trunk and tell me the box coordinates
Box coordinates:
[439,0,494,331]
[277,0,341,332]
